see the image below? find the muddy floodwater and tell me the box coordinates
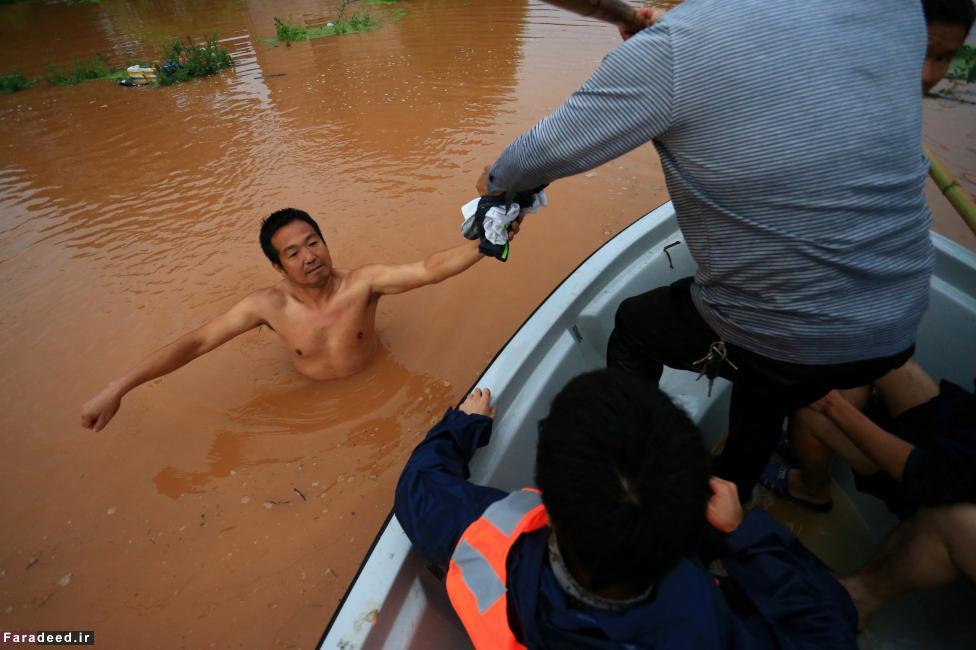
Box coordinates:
[0,1,973,648]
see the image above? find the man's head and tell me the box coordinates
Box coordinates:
[922,0,974,93]
[535,369,710,597]
[259,208,332,286]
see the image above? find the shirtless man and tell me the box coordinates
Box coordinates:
[81,207,503,431]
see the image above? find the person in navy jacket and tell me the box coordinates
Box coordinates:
[395,369,858,649]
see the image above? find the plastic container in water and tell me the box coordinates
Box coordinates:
[123,65,157,85]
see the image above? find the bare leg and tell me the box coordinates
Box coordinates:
[873,359,940,418]
[787,387,875,504]
[840,504,976,629]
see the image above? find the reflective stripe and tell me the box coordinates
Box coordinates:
[481,490,542,536]
[453,540,506,615]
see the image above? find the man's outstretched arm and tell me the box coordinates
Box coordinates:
[361,240,486,296]
[80,293,267,431]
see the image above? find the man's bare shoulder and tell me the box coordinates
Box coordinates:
[336,266,380,292]
[238,285,287,316]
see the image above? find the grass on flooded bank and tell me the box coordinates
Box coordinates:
[0,70,34,93]
[0,34,232,93]
[273,14,377,45]
[271,0,402,46]
[46,54,122,86]
[1,56,121,93]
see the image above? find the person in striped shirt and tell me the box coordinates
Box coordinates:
[478,0,934,500]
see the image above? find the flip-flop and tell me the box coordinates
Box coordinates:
[759,462,833,513]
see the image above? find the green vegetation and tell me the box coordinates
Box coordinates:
[157,34,233,86]
[271,14,378,44]
[321,13,377,36]
[271,0,400,45]
[0,70,34,93]
[45,55,122,86]
[274,17,307,45]
[946,45,976,83]
[0,31,232,93]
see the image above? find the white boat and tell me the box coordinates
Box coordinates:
[319,201,976,649]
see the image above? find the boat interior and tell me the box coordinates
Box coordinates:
[321,203,976,649]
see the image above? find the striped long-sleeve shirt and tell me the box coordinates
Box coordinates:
[488,0,934,365]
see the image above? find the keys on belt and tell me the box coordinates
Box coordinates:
[692,341,739,397]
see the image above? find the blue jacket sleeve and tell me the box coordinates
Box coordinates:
[718,510,858,650]
[394,408,508,568]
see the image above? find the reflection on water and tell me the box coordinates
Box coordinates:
[153,345,452,498]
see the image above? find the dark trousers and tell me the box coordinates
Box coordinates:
[606,277,914,500]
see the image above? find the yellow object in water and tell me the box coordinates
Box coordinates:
[126,65,157,85]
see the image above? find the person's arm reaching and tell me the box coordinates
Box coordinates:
[80,293,267,431]
[538,1,664,40]
[484,20,674,195]
[395,388,507,568]
[363,238,496,296]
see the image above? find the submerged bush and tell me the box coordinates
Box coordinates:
[0,70,34,93]
[328,13,376,35]
[158,34,233,86]
[274,17,307,45]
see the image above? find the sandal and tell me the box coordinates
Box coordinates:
[759,462,833,513]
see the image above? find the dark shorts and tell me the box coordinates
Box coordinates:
[853,397,935,519]
[607,277,915,498]
[854,381,976,519]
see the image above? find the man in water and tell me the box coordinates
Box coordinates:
[81,208,505,431]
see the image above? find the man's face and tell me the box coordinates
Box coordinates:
[270,219,332,287]
[924,22,967,94]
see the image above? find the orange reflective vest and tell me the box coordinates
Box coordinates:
[445,488,548,650]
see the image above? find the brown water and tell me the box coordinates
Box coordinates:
[0,1,972,648]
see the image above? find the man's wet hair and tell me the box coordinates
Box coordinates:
[535,368,710,595]
[260,208,325,266]
[923,0,976,31]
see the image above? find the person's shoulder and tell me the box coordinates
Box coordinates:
[343,264,387,292]
[240,285,286,313]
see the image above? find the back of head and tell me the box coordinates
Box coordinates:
[923,0,976,30]
[535,369,710,594]
[259,208,324,265]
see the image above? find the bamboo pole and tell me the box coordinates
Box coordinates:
[925,146,976,237]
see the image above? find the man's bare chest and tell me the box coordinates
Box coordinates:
[267,292,377,358]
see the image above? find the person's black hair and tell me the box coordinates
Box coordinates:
[535,368,711,594]
[259,208,325,265]
[923,0,976,31]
